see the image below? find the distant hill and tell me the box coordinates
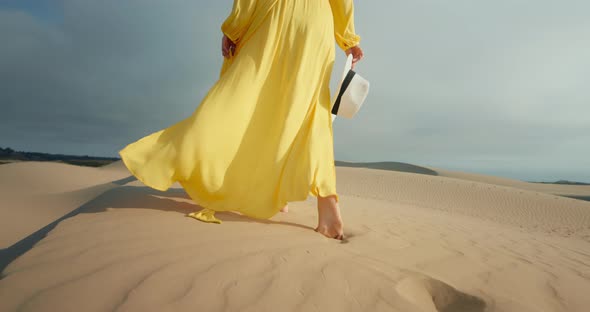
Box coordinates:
[0,146,119,168]
[334,160,438,176]
[2,147,588,185]
[530,180,590,186]
[334,160,590,185]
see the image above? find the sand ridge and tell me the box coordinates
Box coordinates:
[1,161,590,311]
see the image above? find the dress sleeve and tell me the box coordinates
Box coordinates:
[221,0,258,44]
[329,0,361,51]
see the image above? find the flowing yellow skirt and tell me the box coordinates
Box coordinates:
[119,0,339,220]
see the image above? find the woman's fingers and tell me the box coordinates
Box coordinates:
[354,47,364,61]
[346,46,364,68]
[223,44,235,58]
[221,34,236,58]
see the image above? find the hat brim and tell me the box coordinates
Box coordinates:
[342,54,353,81]
[332,54,355,122]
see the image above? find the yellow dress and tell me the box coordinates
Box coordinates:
[118,0,361,221]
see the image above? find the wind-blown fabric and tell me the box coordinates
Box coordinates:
[119,0,361,219]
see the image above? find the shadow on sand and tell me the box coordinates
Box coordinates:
[0,175,313,278]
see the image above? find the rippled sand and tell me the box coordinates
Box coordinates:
[1,161,589,311]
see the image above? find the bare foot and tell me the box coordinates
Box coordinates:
[280,203,289,213]
[316,195,344,240]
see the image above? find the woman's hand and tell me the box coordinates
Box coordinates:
[345,45,364,69]
[222,34,236,58]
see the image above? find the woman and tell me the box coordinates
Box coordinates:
[119,0,364,240]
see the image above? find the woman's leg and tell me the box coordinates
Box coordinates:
[316,194,344,239]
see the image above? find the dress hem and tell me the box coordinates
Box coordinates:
[119,150,340,220]
[118,149,171,192]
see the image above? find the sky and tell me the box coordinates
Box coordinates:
[1,0,589,182]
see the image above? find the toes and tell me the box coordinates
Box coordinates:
[314,226,344,240]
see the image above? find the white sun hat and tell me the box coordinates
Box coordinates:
[331,53,370,122]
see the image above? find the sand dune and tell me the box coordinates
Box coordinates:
[1,160,590,311]
[433,167,590,199]
[0,162,133,248]
[336,160,590,198]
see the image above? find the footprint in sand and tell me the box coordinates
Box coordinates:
[396,274,486,312]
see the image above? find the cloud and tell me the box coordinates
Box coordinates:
[0,0,589,181]
[1,1,230,155]
[334,0,590,180]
